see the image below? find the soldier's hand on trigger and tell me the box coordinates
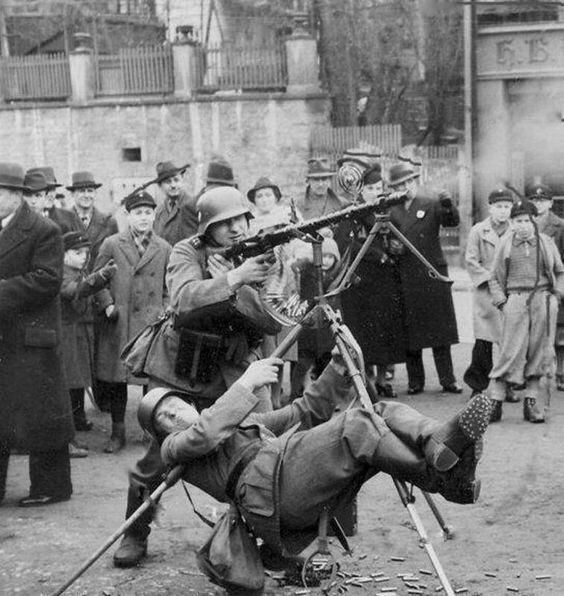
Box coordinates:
[237,357,284,392]
[228,254,272,288]
[207,253,235,279]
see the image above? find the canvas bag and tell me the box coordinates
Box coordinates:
[120,311,171,377]
[196,503,265,593]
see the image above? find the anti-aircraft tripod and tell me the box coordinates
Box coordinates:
[265,213,457,595]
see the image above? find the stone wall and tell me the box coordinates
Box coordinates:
[0,93,330,213]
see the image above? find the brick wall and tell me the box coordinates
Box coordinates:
[0,93,330,214]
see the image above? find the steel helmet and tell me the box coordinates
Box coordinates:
[197,186,253,236]
[137,387,195,440]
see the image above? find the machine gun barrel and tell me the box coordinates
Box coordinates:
[221,193,406,260]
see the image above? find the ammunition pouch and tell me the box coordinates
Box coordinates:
[175,329,223,384]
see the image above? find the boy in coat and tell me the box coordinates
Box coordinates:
[138,352,492,585]
[487,200,564,423]
[60,232,117,445]
[112,187,280,568]
[0,162,74,507]
[93,191,171,453]
[463,188,513,396]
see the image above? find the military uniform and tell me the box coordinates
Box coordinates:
[122,232,281,548]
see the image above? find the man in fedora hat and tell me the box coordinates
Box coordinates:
[67,171,118,269]
[27,166,79,234]
[93,191,171,454]
[0,162,75,506]
[22,170,51,215]
[195,154,238,200]
[297,156,345,221]
[388,162,462,396]
[152,160,198,247]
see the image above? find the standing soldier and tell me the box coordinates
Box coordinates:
[112,186,280,567]
[527,182,564,390]
[0,162,74,506]
[388,162,462,395]
[93,191,171,454]
[463,189,514,397]
[152,160,198,247]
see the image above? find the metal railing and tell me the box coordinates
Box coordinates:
[94,45,173,96]
[0,53,71,101]
[194,42,288,92]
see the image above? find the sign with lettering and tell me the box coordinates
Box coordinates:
[477,25,564,79]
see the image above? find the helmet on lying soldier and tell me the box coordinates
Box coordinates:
[138,387,198,442]
[197,186,253,236]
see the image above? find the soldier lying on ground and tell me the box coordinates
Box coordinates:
[138,352,492,588]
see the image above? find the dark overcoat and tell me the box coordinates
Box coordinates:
[536,210,564,330]
[74,206,119,271]
[0,201,74,451]
[335,212,407,366]
[93,231,172,384]
[47,207,81,234]
[60,266,110,388]
[389,193,459,351]
[153,189,198,247]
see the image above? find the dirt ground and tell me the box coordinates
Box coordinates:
[2,337,564,596]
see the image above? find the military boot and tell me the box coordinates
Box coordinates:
[113,486,155,568]
[523,397,545,423]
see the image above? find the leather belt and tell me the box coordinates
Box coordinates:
[225,442,262,500]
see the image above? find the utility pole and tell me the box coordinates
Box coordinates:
[0,0,10,57]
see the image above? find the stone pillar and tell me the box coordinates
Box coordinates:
[285,30,321,94]
[172,41,199,97]
[69,47,94,104]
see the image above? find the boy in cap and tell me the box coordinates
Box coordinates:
[464,188,514,397]
[487,200,564,423]
[93,191,171,454]
[60,232,117,449]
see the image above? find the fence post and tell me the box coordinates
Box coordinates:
[69,46,94,104]
[172,40,198,97]
[285,26,320,93]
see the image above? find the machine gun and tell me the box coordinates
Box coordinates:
[220,193,407,260]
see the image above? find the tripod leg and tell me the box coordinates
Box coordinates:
[332,326,456,595]
[421,490,455,540]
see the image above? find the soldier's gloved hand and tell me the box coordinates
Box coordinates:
[238,357,284,392]
[99,259,117,281]
[439,190,453,208]
[228,254,272,288]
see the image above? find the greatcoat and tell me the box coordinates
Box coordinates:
[94,231,171,384]
[0,201,74,451]
[47,206,81,234]
[389,193,459,351]
[74,206,119,271]
[465,217,510,343]
[153,189,198,248]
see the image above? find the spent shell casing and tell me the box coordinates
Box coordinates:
[419,569,433,575]
[535,574,551,580]
[506,587,519,593]
[391,556,406,562]
[374,576,391,582]
[454,589,468,594]
[485,572,497,577]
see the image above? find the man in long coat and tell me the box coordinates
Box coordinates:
[93,191,171,453]
[388,163,461,394]
[463,189,513,396]
[0,162,74,507]
[152,160,198,247]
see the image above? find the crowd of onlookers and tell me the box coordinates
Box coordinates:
[1,149,561,514]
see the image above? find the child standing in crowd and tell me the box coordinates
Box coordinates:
[93,191,171,453]
[487,200,564,423]
[60,232,117,455]
[289,235,341,398]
